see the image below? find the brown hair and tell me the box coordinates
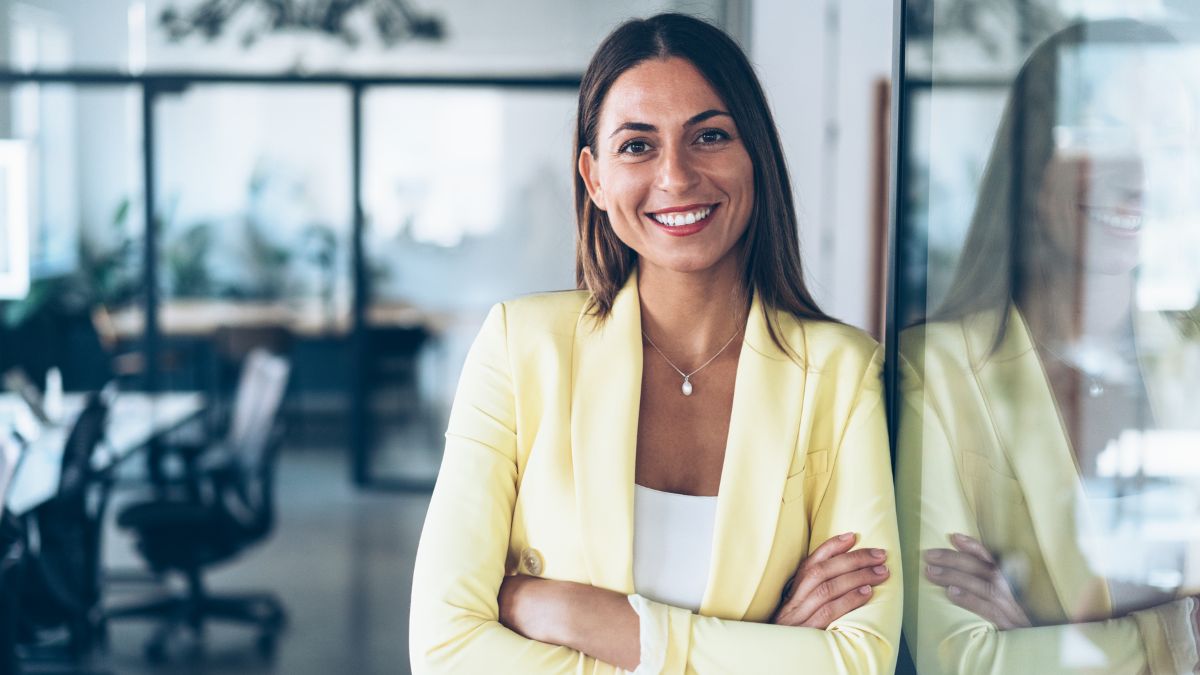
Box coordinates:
[573,13,832,351]
[932,19,1176,353]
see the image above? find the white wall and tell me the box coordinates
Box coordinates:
[751,0,894,331]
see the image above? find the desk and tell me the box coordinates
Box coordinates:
[0,393,205,516]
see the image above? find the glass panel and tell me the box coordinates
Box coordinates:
[0,83,145,393]
[139,0,724,75]
[1,1,143,72]
[896,5,1200,674]
[151,84,352,448]
[361,87,576,483]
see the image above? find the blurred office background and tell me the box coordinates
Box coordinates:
[1,0,1197,673]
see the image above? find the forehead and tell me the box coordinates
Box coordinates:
[599,57,727,127]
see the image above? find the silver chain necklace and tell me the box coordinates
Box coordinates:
[641,327,741,396]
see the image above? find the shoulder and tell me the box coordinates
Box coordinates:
[473,290,589,361]
[780,314,882,386]
[900,307,1012,374]
[493,289,589,339]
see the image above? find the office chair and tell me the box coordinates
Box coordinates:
[105,349,290,662]
[16,393,111,659]
[2,431,24,675]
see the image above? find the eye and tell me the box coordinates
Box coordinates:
[618,139,651,155]
[696,128,731,144]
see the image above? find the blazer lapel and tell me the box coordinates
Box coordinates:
[571,272,642,593]
[970,308,1111,621]
[700,295,805,619]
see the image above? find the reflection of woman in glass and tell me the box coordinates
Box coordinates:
[898,19,1200,675]
[410,13,901,674]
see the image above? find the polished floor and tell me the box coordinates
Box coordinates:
[90,448,433,675]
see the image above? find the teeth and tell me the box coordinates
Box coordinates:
[1086,208,1142,232]
[653,206,712,227]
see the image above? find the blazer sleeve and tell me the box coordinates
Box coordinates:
[896,360,1198,675]
[409,303,596,674]
[630,348,903,674]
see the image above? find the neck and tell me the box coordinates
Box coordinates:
[1024,266,1134,345]
[636,255,750,367]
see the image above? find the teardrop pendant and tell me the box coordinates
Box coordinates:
[681,377,693,396]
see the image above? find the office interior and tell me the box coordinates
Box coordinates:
[1,0,1198,673]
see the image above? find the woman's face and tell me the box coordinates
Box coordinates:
[1038,150,1145,275]
[578,57,755,277]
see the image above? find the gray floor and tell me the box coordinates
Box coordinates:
[93,448,433,675]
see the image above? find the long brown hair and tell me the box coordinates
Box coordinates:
[932,19,1176,353]
[573,13,832,352]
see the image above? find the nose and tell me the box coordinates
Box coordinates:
[654,143,700,194]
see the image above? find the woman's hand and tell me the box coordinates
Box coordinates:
[771,532,890,628]
[923,533,1031,630]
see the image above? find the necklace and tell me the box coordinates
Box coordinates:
[1038,339,1135,398]
[641,327,741,396]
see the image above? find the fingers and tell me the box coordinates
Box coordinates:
[943,585,1026,630]
[778,532,858,605]
[949,533,996,564]
[784,563,890,626]
[777,584,876,629]
[926,559,1027,627]
[776,547,888,622]
[806,532,858,567]
[924,561,996,602]
[922,543,1032,630]
[923,548,993,580]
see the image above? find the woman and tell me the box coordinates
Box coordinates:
[411,14,901,674]
[897,19,1200,675]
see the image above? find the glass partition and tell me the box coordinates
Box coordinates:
[0,83,145,393]
[151,83,353,447]
[361,87,576,484]
[894,4,1200,674]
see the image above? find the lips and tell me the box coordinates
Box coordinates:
[1081,205,1143,238]
[645,203,719,236]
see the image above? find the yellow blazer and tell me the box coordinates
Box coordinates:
[410,272,901,674]
[897,307,1200,675]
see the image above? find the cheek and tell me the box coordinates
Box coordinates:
[599,167,651,215]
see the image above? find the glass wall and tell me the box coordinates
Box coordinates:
[0,83,144,392]
[361,87,576,483]
[894,2,1200,673]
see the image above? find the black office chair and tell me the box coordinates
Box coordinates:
[105,349,290,662]
[16,393,111,659]
[1,510,23,675]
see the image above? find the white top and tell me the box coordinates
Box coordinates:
[632,484,718,613]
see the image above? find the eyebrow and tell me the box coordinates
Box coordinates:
[607,109,732,138]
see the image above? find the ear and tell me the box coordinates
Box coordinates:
[578,146,607,211]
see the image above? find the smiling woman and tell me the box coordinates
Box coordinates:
[409,13,901,675]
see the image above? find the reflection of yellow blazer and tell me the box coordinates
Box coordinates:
[897,307,1199,675]
[410,272,901,674]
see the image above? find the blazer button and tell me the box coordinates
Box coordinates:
[520,547,544,576]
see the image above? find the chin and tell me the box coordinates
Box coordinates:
[642,249,732,275]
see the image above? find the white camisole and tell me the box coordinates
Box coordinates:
[632,484,719,612]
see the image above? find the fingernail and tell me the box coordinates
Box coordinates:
[927,565,942,576]
[873,565,888,575]
[839,532,854,541]
[924,549,943,561]
[951,533,967,542]
[948,585,961,597]
[871,548,886,559]
[858,586,872,595]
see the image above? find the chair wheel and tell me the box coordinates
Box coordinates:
[256,632,278,659]
[145,639,168,663]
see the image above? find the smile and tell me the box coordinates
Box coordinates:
[1082,205,1142,235]
[650,204,715,227]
